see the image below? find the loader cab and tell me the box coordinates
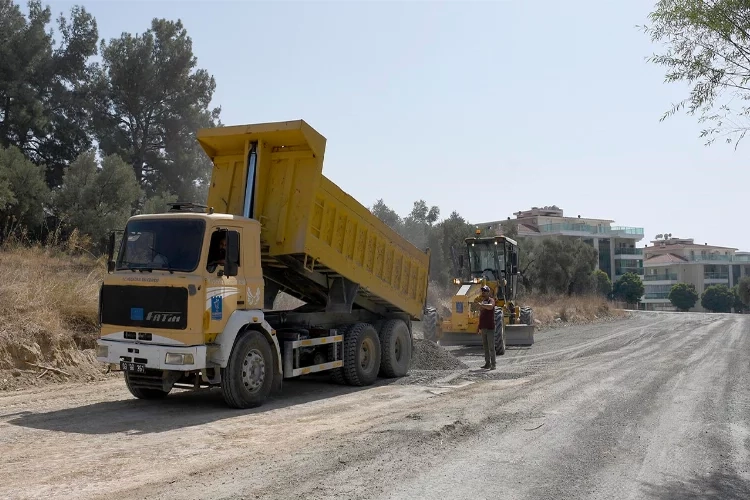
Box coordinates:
[462,236,519,301]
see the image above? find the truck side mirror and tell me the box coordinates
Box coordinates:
[459,255,464,268]
[225,231,240,277]
[107,232,116,273]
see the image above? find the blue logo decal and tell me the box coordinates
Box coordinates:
[130,307,144,321]
[211,296,223,320]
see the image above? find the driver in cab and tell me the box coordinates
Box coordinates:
[206,231,226,273]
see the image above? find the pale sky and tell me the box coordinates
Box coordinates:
[42,0,749,251]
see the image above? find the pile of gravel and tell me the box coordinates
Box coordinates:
[410,339,468,370]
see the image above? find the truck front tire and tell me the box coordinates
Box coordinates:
[379,319,411,378]
[342,323,381,386]
[221,329,275,409]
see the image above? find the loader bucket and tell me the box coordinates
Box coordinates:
[438,332,484,347]
[505,324,535,346]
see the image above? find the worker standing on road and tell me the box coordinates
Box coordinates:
[477,285,496,370]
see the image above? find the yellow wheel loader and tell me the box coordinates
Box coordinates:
[422,232,535,351]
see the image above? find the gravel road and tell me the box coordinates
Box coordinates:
[1,311,748,500]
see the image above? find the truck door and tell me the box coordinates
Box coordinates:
[206,227,246,331]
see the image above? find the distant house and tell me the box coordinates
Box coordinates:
[642,237,750,312]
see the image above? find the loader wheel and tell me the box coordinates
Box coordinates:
[328,324,351,385]
[124,372,170,400]
[423,307,438,342]
[378,319,412,378]
[494,307,506,356]
[342,323,381,386]
[520,306,534,326]
[221,330,274,409]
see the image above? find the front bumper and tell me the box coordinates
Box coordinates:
[96,339,207,371]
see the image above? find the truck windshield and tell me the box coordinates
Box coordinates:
[468,242,504,280]
[117,219,205,272]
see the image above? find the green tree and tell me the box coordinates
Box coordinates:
[701,284,734,313]
[737,276,750,308]
[668,282,699,312]
[530,237,598,295]
[593,269,612,297]
[643,0,750,148]
[52,151,140,247]
[370,199,403,232]
[733,285,745,313]
[90,17,221,203]
[435,210,474,282]
[613,273,645,305]
[0,145,49,231]
[0,0,99,186]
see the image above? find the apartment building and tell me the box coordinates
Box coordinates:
[642,237,750,311]
[476,205,645,284]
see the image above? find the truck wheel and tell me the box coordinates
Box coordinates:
[221,330,274,409]
[342,323,381,386]
[520,306,534,325]
[423,307,438,342]
[124,372,170,399]
[378,319,412,378]
[329,324,351,385]
[494,307,506,356]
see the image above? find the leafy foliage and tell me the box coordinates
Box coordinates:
[0,0,99,185]
[701,284,735,312]
[89,17,220,203]
[594,269,613,297]
[0,145,49,230]
[643,0,750,148]
[668,282,700,311]
[613,273,645,304]
[52,151,140,248]
[733,284,745,313]
[737,276,750,307]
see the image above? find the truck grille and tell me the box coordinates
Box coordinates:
[100,285,188,330]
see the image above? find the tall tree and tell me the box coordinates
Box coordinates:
[0,145,49,232]
[668,282,699,312]
[0,0,99,186]
[52,151,140,248]
[90,17,221,204]
[701,284,734,312]
[643,0,750,147]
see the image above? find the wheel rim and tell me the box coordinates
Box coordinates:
[360,336,376,372]
[241,349,266,393]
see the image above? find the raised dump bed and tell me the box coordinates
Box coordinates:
[197,120,430,320]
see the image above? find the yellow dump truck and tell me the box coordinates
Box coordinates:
[95,120,431,409]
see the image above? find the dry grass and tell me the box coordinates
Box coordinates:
[426,280,626,327]
[0,242,106,389]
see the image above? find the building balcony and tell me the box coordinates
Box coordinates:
[615,267,645,277]
[704,272,729,281]
[644,273,679,282]
[615,248,644,256]
[690,255,732,262]
[643,292,670,300]
[611,226,645,236]
[537,223,645,237]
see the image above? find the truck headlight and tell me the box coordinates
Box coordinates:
[96,345,108,358]
[165,353,195,365]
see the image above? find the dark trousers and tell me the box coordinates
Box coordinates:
[481,328,496,366]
